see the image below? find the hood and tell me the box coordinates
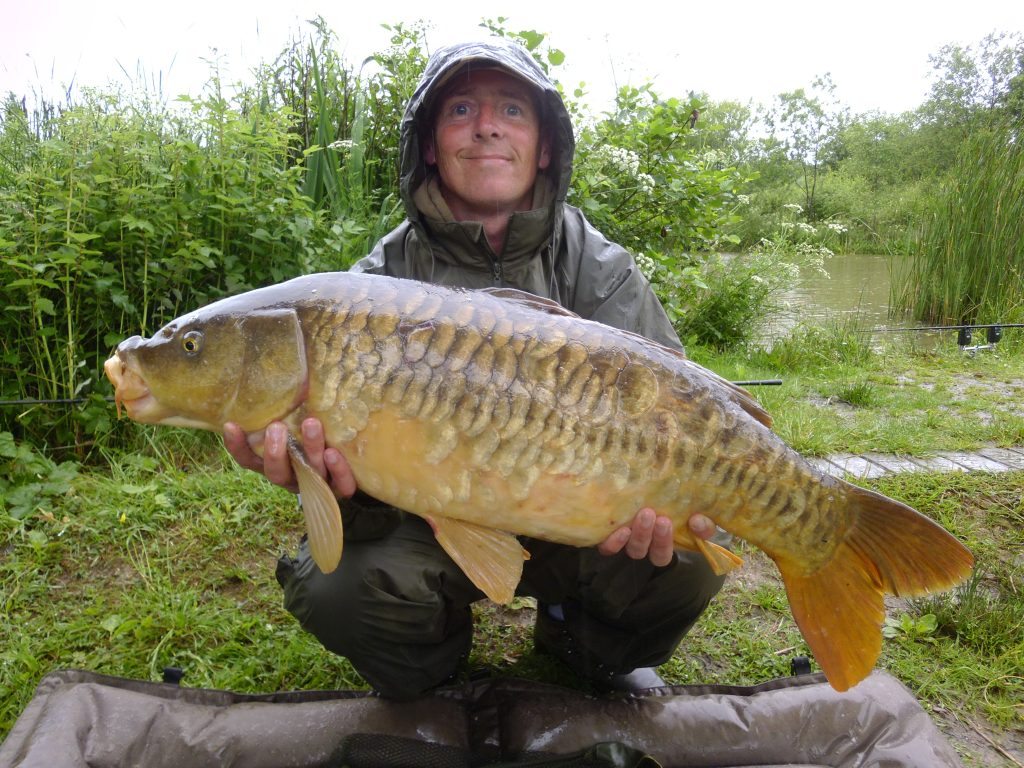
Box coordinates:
[398,39,576,234]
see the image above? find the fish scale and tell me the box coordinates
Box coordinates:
[104,271,974,692]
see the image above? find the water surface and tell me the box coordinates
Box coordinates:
[760,253,924,348]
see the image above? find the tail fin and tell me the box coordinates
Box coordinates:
[777,484,974,692]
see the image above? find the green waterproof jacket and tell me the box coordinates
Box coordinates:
[342,39,683,536]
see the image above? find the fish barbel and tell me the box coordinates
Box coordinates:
[103,272,973,691]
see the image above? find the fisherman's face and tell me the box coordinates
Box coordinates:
[425,68,551,220]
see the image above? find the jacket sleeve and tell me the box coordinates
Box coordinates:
[349,221,414,277]
[558,206,684,353]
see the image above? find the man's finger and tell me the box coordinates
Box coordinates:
[597,526,631,556]
[262,422,297,490]
[648,516,675,567]
[688,513,716,540]
[624,508,655,559]
[223,422,262,473]
[325,449,358,499]
[301,418,328,477]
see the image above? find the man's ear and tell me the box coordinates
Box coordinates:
[423,133,437,166]
[538,137,551,170]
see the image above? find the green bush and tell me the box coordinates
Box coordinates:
[0,85,336,452]
[571,83,746,257]
[0,431,78,519]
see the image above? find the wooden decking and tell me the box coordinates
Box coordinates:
[808,447,1024,479]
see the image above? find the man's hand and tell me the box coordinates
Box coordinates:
[598,509,716,567]
[222,418,357,498]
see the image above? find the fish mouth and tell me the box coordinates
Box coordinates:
[103,353,157,421]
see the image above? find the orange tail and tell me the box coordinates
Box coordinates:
[777,484,974,692]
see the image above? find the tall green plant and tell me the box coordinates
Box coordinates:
[0,82,329,453]
[893,118,1024,323]
[258,17,417,268]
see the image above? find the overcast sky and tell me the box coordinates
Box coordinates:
[3,1,1024,115]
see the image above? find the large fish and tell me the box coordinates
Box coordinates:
[104,272,973,691]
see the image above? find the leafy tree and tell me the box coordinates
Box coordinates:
[686,96,760,167]
[921,31,1024,129]
[764,74,848,220]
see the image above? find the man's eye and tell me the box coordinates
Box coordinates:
[506,104,523,117]
[451,104,470,116]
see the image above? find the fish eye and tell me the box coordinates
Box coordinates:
[182,330,204,355]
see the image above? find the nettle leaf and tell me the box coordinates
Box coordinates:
[69,231,101,243]
[100,614,123,634]
[34,297,56,316]
[111,291,135,313]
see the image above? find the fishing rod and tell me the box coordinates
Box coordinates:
[0,397,115,406]
[870,323,1024,333]
[869,322,1021,352]
[0,378,787,409]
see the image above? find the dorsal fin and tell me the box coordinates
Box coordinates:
[478,287,581,318]
[678,360,775,428]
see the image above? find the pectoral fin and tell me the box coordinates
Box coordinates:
[426,515,529,604]
[287,437,344,573]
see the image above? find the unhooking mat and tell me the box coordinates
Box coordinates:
[0,668,963,767]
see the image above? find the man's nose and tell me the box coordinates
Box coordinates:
[474,104,502,137]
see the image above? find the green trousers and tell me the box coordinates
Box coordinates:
[276,514,725,698]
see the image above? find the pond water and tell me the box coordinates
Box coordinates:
[758,253,921,348]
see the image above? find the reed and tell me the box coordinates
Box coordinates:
[258,17,416,266]
[893,118,1024,324]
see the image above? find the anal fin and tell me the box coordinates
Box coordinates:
[426,515,529,604]
[695,537,744,575]
[287,437,344,573]
[674,523,744,575]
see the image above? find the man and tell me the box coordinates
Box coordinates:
[225,39,724,698]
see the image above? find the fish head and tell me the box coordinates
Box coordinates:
[103,307,308,432]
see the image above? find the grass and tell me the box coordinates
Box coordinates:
[692,322,1024,456]
[2,333,1023,765]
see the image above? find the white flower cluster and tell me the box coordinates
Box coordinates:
[596,145,656,193]
[636,173,656,193]
[779,221,817,235]
[600,145,642,175]
[699,148,726,167]
[825,220,848,234]
[782,203,803,213]
[327,139,354,152]
[635,252,657,280]
[736,194,750,205]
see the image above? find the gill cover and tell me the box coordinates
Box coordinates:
[226,309,309,430]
